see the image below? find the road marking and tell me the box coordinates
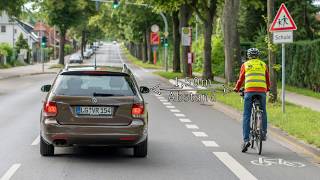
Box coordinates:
[0,164,21,180]
[192,132,208,137]
[202,140,219,147]
[157,96,165,100]
[174,113,185,117]
[185,124,199,129]
[170,109,180,113]
[166,105,175,109]
[163,102,172,105]
[179,118,192,123]
[213,152,257,180]
[154,94,162,97]
[31,135,40,146]
[160,99,168,102]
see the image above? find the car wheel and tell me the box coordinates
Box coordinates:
[40,136,54,156]
[133,138,148,157]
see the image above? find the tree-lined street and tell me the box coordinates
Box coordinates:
[0,44,319,180]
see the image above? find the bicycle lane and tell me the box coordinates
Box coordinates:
[160,88,320,180]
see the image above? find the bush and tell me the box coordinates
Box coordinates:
[0,43,13,58]
[64,44,73,55]
[283,39,320,92]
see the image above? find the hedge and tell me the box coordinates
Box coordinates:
[283,39,320,92]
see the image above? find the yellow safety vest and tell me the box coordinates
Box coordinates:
[244,59,267,89]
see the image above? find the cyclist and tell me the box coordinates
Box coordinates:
[233,48,270,153]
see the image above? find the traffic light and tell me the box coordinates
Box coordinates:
[112,0,120,9]
[41,36,47,48]
[164,38,168,47]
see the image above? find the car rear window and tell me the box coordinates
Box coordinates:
[52,75,136,96]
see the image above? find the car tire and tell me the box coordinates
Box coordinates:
[40,136,54,156]
[133,138,148,157]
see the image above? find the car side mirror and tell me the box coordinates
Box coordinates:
[139,86,150,94]
[41,85,51,92]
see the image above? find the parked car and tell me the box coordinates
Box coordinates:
[69,54,83,64]
[113,41,117,45]
[40,65,149,157]
[83,50,91,59]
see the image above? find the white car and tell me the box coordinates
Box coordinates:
[113,41,117,45]
[69,54,83,64]
[83,49,93,59]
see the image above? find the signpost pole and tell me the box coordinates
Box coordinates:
[281,43,285,113]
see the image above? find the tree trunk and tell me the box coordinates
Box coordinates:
[180,4,192,77]
[202,21,214,80]
[146,29,152,63]
[142,31,148,62]
[172,11,181,72]
[81,30,85,58]
[223,0,240,84]
[59,30,66,65]
[267,0,277,102]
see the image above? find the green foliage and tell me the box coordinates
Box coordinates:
[64,44,73,55]
[192,34,225,76]
[15,33,29,53]
[0,43,13,57]
[283,39,320,92]
[0,0,26,16]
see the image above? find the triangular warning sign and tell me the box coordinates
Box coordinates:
[269,3,297,32]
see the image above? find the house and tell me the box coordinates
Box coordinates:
[0,11,38,50]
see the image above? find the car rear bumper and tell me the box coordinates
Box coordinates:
[41,118,147,147]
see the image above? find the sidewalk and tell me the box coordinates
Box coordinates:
[0,55,71,80]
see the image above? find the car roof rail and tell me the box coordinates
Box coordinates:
[122,64,128,72]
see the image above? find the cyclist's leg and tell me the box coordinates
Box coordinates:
[243,92,253,142]
[258,92,268,136]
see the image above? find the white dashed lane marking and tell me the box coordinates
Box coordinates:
[192,132,208,137]
[185,124,199,129]
[160,99,168,102]
[0,164,21,180]
[179,118,192,123]
[166,106,175,109]
[213,152,257,180]
[174,113,186,117]
[157,96,165,100]
[163,102,172,105]
[170,109,180,113]
[31,135,40,146]
[202,140,219,147]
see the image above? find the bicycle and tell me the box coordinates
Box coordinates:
[239,88,264,155]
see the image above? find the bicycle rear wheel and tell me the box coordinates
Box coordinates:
[255,111,263,155]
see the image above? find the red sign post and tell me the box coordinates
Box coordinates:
[150,32,160,64]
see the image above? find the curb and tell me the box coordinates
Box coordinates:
[213,101,320,163]
[0,71,58,81]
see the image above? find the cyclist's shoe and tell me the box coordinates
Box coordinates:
[241,142,251,153]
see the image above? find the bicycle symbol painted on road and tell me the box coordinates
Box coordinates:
[251,157,306,168]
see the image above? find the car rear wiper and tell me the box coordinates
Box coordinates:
[93,92,115,97]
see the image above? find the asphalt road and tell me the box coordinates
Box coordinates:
[0,43,319,180]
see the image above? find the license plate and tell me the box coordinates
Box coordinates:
[76,106,113,116]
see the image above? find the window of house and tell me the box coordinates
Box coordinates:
[1,26,6,32]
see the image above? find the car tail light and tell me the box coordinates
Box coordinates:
[131,104,144,117]
[43,101,58,117]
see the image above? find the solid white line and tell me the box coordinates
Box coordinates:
[0,164,21,180]
[31,135,40,146]
[174,113,185,117]
[166,105,175,109]
[163,102,172,105]
[170,109,180,113]
[202,140,219,147]
[213,152,257,180]
[179,118,192,123]
[185,124,199,129]
[192,132,208,137]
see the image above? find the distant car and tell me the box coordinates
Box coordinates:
[40,65,149,157]
[69,54,83,64]
[99,41,103,46]
[83,49,93,59]
[113,41,117,45]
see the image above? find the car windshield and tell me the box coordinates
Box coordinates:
[52,75,136,96]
